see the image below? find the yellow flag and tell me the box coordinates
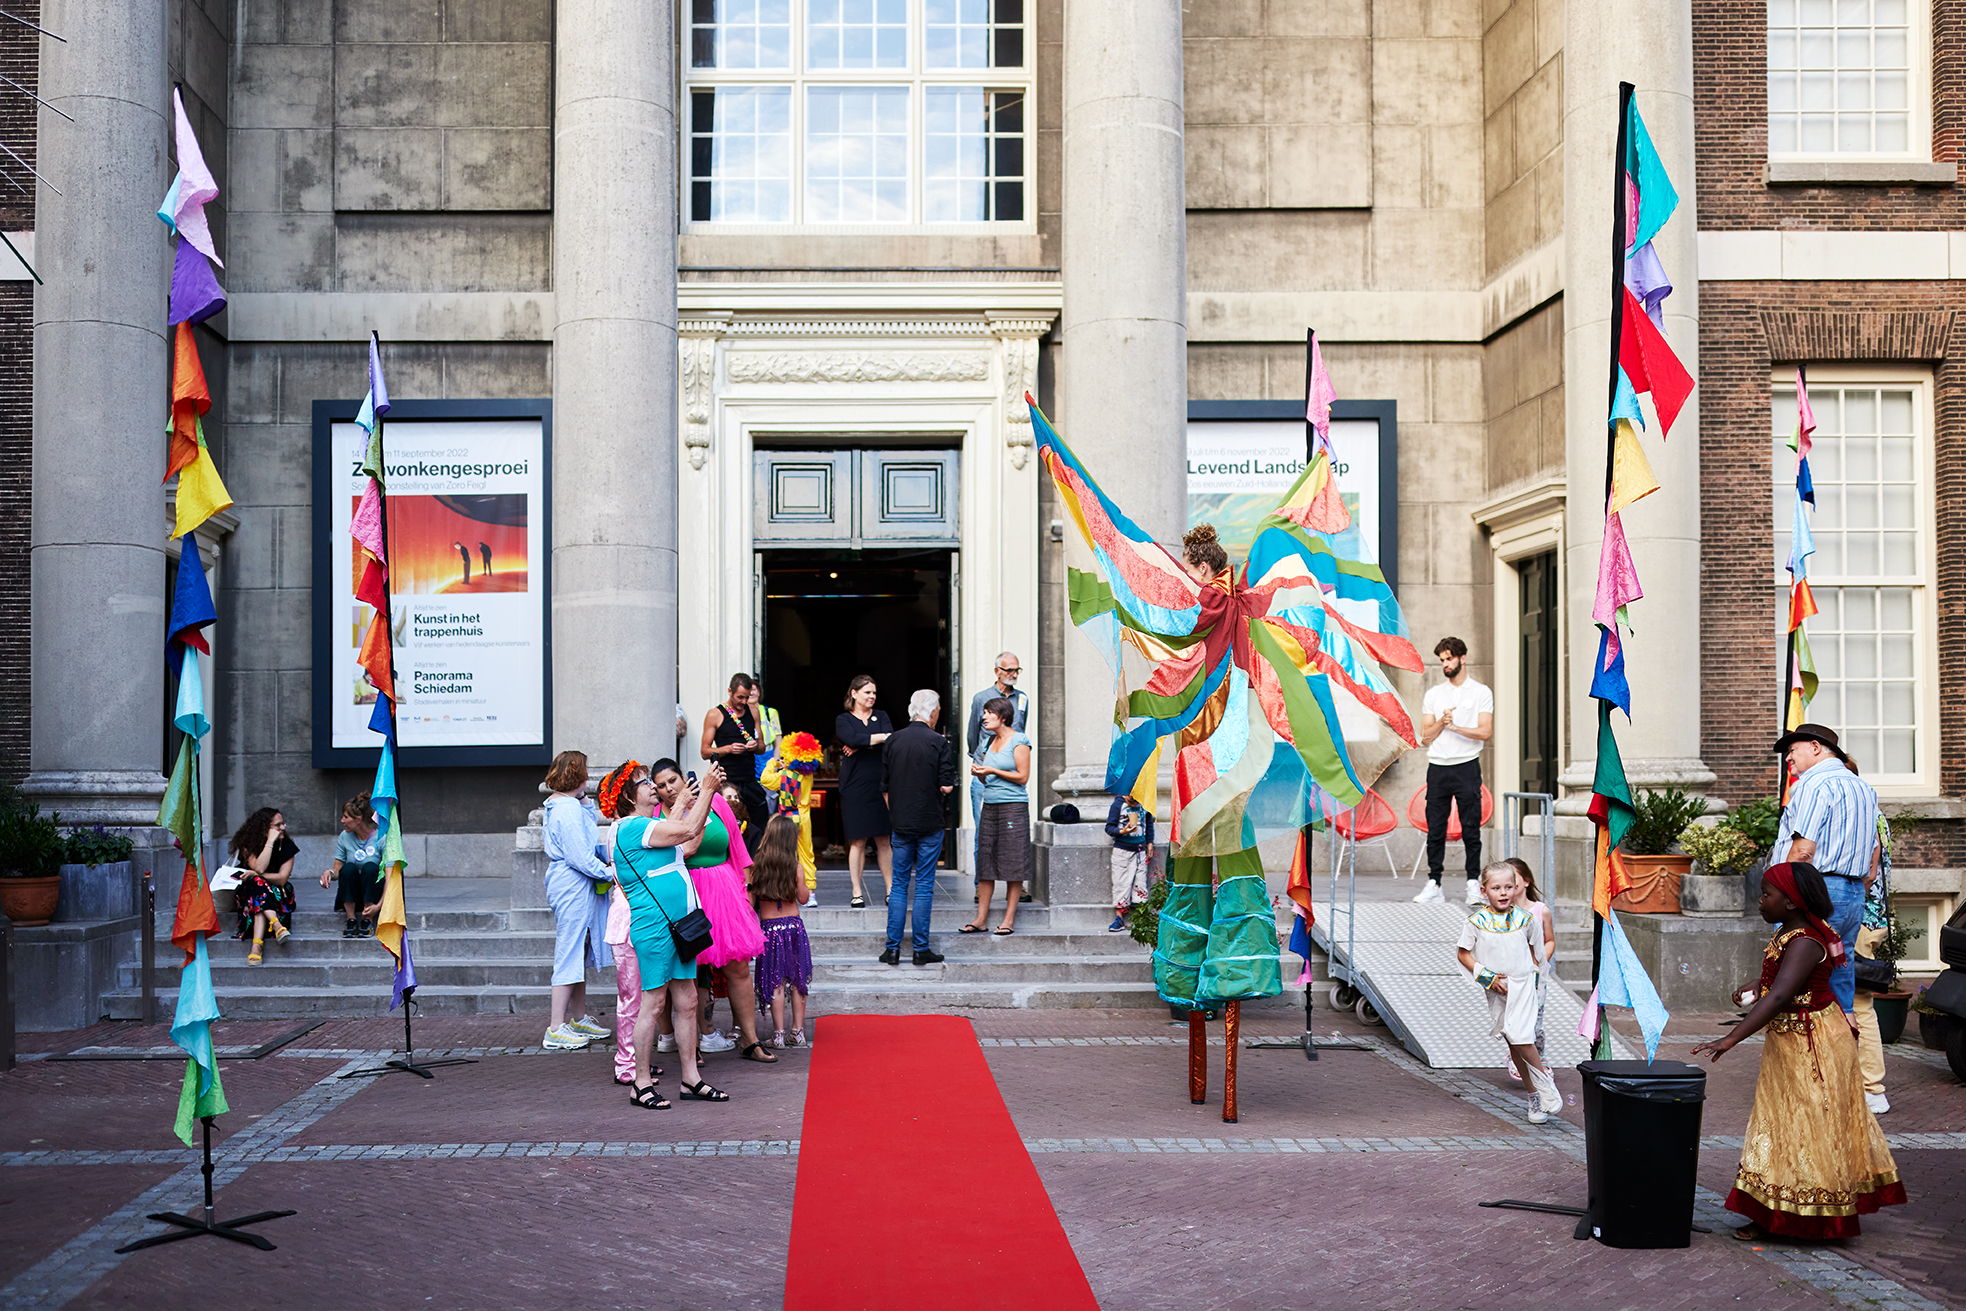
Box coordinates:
[1609,419,1659,515]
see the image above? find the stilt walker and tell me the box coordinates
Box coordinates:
[1033,345,1421,1120]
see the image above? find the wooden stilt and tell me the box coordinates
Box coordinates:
[1187,1009,1207,1103]
[1222,1000,1241,1123]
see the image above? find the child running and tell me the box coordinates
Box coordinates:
[1692,861,1905,1240]
[1456,861,1563,1123]
[750,814,814,1048]
[1502,855,1554,1076]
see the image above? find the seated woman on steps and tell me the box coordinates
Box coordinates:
[230,807,298,964]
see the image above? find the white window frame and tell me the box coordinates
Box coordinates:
[1766,0,1934,162]
[680,0,1036,234]
[1770,365,1938,797]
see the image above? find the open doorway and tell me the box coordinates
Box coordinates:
[760,549,956,865]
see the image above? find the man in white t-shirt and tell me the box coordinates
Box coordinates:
[1413,636,1494,905]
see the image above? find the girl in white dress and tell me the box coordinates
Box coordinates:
[1456,861,1563,1123]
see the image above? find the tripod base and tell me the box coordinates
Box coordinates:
[115,1208,297,1253]
[342,1055,476,1080]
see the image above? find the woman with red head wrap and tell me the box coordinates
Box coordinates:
[1692,862,1905,1239]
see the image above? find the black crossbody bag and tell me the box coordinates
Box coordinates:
[618,835,714,964]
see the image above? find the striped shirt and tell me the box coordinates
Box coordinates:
[1771,759,1879,881]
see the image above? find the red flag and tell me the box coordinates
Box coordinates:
[1287,827,1315,920]
[166,323,211,481]
[1617,286,1694,437]
[169,859,221,962]
[1787,577,1819,632]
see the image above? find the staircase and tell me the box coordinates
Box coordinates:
[102,869,1304,1020]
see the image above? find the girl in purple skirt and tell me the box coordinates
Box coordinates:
[749,814,814,1047]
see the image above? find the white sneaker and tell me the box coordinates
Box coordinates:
[1527,1104,1549,1124]
[1865,1091,1890,1115]
[542,1023,590,1051]
[1464,879,1482,905]
[1530,1066,1563,1113]
[1412,882,1445,903]
[698,1030,737,1054]
[567,1016,610,1040]
[804,892,818,907]
[655,1033,678,1054]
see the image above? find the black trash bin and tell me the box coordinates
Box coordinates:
[1579,1059,1707,1249]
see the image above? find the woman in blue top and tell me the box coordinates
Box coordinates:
[602,758,732,1109]
[540,751,615,1053]
[962,696,1032,936]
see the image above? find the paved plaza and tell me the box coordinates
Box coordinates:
[1,1002,1959,1311]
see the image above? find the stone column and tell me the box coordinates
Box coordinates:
[1052,0,1188,802]
[1557,2,1715,807]
[24,0,171,823]
[551,0,678,772]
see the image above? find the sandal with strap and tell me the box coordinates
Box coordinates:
[614,1065,664,1086]
[680,1079,730,1102]
[247,941,263,964]
[740,1041,778,1063]
[629,1083,670,1110]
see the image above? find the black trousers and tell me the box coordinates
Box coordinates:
[1424,759,1483,881]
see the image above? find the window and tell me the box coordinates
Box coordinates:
[1772,372,1935,790]
[1766,0,1928,157]
[685,0,1029,227]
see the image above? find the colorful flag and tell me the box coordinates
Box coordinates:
[161,646,228,1142]
[1304,330,1337,457]
[1783,368,1820,736]
[1595,912,1670,1060]
[157,87,223,267]
[166,323,233,538]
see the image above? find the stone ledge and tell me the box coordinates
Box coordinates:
[1890,867,1963,896]
[1765,159,1956,186]
[1883,797,1966,820]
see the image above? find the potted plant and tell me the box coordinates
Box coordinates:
[1612,786,1708,914]
[1911,985,1953,1052]
[1715,796,1782,896]
[1676,821,1757,916]
[57,824,137,922]
[0,788,69,926]
[1864,912,1922,1045]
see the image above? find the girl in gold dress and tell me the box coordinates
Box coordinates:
[1692,861,1906,1240]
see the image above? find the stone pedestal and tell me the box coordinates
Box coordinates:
[1617,913,1766,1012]
[1035,819,1168,911]
[512,813,547,909]
[12,917,141,1032]
[1680,872,1752,917]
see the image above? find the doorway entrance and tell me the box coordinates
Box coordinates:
[1516,550,1559,797]
[760,549,957,865]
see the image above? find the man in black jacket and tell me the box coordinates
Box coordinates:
[881,690,957,966]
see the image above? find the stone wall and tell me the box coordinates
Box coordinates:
[0,2,32,785]
[1481,0,1562,278]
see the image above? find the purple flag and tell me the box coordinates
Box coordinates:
[167,240,226,325]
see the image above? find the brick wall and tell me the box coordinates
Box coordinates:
[1698,280,1966,867]
[0,0,36,785]
[1693,0,1965,228]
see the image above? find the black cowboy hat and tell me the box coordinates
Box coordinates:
[1772,722,1851,765]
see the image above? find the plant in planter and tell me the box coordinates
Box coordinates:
[1677,823,1757,878]
[1612,786,1709,914]
[1910,985,1955,1052]
[1715,796,1781,858]
[0,787,69,926]
[57,824,139,922]
[64,825,134,868]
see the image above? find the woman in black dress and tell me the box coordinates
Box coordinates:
[230,807,299,963]
[835,674,893,908]
[701,671,769,848]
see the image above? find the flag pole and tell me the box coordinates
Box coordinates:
[344,332,472,1080]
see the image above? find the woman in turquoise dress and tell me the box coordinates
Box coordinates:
[600,759,732,1108]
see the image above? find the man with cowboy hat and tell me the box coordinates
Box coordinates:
[1770,723,1881,1019]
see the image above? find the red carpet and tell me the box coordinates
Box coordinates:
[784,1015,1100,1310]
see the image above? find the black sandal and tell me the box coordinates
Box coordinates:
[629,1083,670,1110]
[850,895,867,908]
[680,1079,730,1102]
[614,1067,662,1085]
[740,1042,778,1063]
[958,923,986,933]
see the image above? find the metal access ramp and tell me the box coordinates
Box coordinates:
[1310,898,1627,1069]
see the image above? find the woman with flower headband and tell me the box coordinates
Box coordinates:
[602,758,730,1107]
[760,731,824,906]
[1692,861,1906,1240]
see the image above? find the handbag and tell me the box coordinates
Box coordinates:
[1853,956,1895,994]
[619,839,715,963]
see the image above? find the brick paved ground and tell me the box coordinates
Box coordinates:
[1,1005,1959,1310]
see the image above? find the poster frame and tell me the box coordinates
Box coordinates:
[310,398,554,770]
[1186,398,1400,594]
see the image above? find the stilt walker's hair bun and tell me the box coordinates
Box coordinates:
[1182,523,1228,574]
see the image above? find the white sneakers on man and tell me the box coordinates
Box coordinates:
[1464,878,1482,905]
[655,1033,679,1054]
[1865,1091,1891,1115]
[542,1023,590,1051]
[1412,882,1445,903]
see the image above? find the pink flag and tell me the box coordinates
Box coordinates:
[1795,367,1815,461]
[163,88,223,267]
[1305,331,1337,453]
[1592,511,1644,625]
[1577,985,1602,1042]
[351,482,387,560]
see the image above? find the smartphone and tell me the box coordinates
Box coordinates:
[686,770,699,789]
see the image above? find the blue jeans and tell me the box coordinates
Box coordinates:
[887,831,943,952]
[1824,872,1866,1013]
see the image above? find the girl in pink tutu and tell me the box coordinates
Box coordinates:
[652,758,778,1064]
[750,814,814,1047]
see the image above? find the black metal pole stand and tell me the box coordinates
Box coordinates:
[341,996,475,1080]
[114,1117,295,1253]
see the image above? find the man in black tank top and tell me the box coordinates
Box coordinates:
[701,671,768,846]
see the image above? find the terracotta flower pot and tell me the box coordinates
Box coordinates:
[0,875,63,927]
[1611,853,1692,914]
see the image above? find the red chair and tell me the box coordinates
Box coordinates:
[1403,783,1494,879]
[1330,789,1400,878]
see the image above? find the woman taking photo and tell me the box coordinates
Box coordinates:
[230,807,298,963]
[835,674,894,909]
[962,697,1032,936]
[701,672,769,847]
[540,750,615,1052]
[652,760,776,1064]
[603,759,733,1108]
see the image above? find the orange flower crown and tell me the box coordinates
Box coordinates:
[778,731,823,772]
[596,759,643,819]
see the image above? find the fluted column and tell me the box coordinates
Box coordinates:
[1557,2,1715,804]
[551,0,678,771]
[1052,0,1187,799]
[24,0,171,823]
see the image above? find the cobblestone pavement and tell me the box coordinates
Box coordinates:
[1,1006,1958,1310]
